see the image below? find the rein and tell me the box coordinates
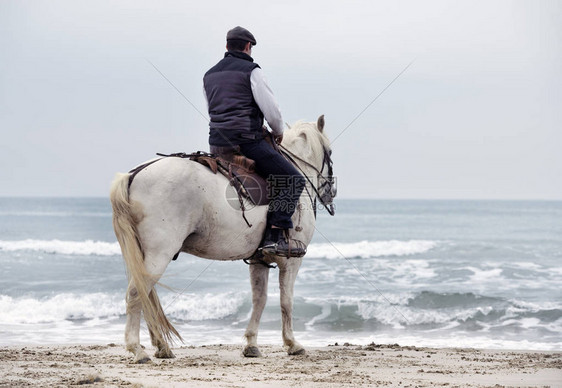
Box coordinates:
[279,144,335,216]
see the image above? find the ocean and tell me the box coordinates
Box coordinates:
[0,198,561,351]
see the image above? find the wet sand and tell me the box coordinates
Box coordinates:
[0,342,561,387]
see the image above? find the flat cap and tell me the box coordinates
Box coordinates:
[226,26,257,46]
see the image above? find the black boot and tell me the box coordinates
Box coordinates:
[261,227,306,258]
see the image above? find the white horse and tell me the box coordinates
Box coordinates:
[110,116,335,363]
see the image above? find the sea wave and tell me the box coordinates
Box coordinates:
[0,211,111,217]
[0,293,124,324]
[0,239,121,256]
[297,292,562,331]
[0,239,437,258]
[306,240,437,259]
[0,292,248,325]
[1,291,560,349]
[161,292,248,321]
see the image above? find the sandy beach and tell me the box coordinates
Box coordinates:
[0,342,560,387]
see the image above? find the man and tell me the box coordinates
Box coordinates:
[203,26,305,257]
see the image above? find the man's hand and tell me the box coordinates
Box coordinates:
[274,134,283,145]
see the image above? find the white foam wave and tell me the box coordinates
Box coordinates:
[0,211,111,217]
[0,293,125,324]
[0,239,121,256]
[0,292,248,325]
[299,258,436,284]
[304,293,415,308]
[0,239,437,260]
[306,240,437,259]
[162,292,247,321]
[356,303,500,327]
[509,299,562,311]
[301,294,562,330]
[464,266,504,283]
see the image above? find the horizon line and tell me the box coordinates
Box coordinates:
[0,195,560,202]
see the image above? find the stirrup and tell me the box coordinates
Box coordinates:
[260,238,307,258]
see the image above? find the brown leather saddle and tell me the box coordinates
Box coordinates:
[200,146,270,207]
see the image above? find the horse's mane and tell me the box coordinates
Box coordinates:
[283,120,330,156]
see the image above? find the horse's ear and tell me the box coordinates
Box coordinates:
[317,115,325,132]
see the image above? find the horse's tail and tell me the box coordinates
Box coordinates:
[109,173,182,345]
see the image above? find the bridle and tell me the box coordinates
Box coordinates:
[279,144,336,216]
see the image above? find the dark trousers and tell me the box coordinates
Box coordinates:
[239,140,305,229]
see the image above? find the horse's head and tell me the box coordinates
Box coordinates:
[282,115,337,215]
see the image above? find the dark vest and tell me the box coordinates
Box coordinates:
[204,51,264,146]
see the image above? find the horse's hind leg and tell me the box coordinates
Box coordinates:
[279,257,305,355]
[147,290,175,359]
[148,325,172,358]
[125,250,177,363]
[125,282,151,363]
[243,263,270,357]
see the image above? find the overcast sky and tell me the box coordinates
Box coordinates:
[1,0,560,199]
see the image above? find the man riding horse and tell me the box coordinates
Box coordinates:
[203,26,306,258]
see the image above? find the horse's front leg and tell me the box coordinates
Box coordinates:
[243,263,270,357]
[279,257,305,355]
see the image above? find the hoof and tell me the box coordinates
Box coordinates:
[132,350,152,364]
[154,348,175,359]
[133,355,152,364]
[243,346,262,358]
[288,346,306,356]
